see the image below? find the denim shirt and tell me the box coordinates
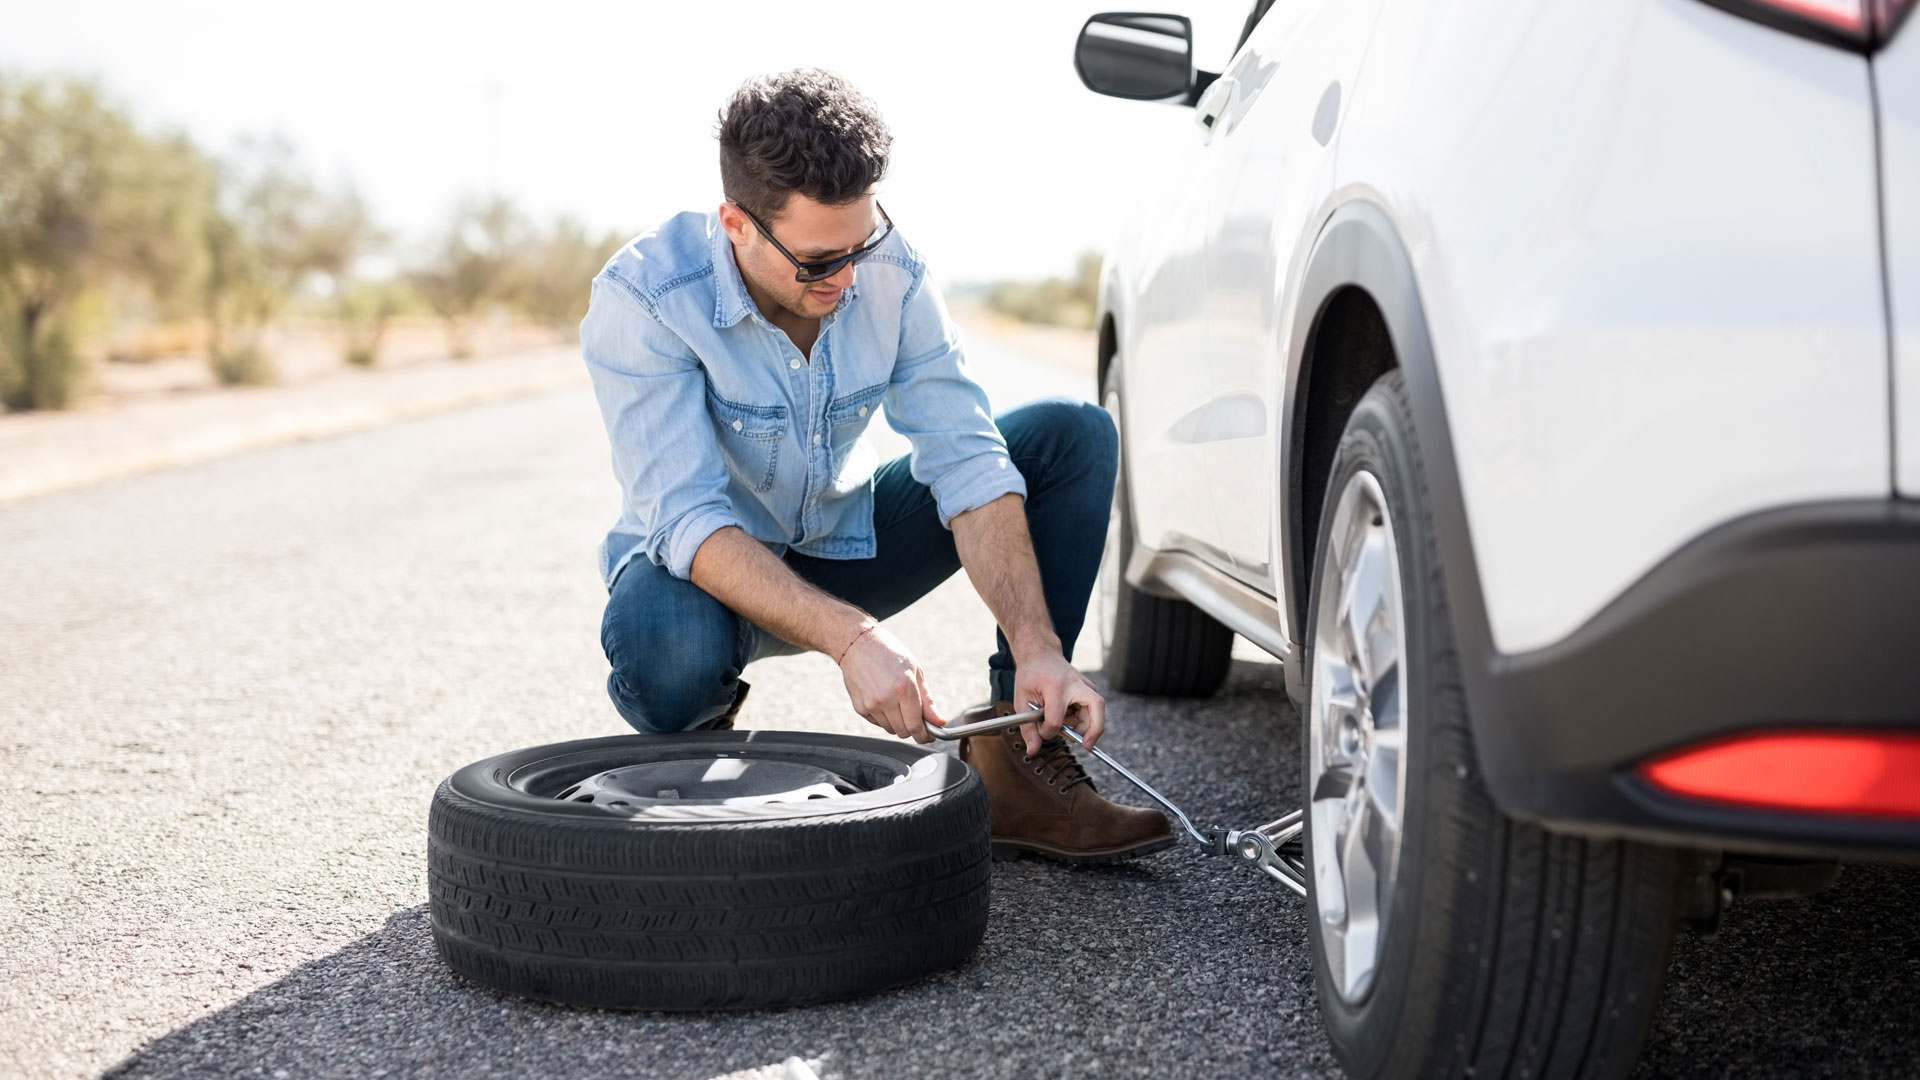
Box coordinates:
[582,210,1026,588]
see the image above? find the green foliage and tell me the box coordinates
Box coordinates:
[409,196,525,358]
[515,216,623,339]
[304,183,397,370]
[0,72,211,409]
[983,251,1103,330]
[338,278,406,367]
[0,309,82,410]
[305,186,384,287]
[0,69,646,403]
[208,342,274,386]
[202,135,356,379]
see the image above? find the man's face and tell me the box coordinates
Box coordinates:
[719,193,879,322]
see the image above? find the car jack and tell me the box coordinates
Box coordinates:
[932,705,1308,895]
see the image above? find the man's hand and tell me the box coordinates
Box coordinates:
[838,622,947,743]
[689,530,944,740]
[1013,647,1106,755]
[947,493,1109,755]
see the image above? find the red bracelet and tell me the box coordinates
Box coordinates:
[836,623,876,665]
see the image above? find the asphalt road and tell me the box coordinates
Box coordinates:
[3,324,1918,1080]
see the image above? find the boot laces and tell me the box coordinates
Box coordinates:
[1013,732,1094,793]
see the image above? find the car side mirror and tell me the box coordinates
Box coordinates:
[1074,13,1201,104]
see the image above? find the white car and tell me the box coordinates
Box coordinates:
[1075,1,1919,1076]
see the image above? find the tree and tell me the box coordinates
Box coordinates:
[0,73,210,409]
[516,216,623,339]
[982,250,1103,330]
[300,184,399,367]
[202,135,334,384]
[338,277,405,368]
[409,196,523,358]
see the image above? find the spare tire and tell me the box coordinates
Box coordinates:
[428,731,990,1010]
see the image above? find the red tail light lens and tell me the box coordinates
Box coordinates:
[1701,0,1915,50]
[1639,731,1920,819]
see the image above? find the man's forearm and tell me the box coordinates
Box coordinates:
[688,527,871,657]
[950,493,1060,660]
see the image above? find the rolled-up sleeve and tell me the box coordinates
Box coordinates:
[582,275,739,580]
[884,272,1028,527]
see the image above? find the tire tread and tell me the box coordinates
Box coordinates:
[426,749,991,1011]
[1310,372,1680,1080]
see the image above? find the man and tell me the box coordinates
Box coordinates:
[581,69,1172,864]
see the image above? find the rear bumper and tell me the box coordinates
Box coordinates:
[1472,500,1920,859]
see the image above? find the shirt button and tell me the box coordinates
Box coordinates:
[811,433,821,446]
[731,419,743,432]
[857,405,868,417]
[788,357,801,370]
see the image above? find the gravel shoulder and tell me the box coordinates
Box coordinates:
[0,343,585,504]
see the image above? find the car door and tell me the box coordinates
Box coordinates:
[1197,0,1388,587]
[1117,106,1230,561]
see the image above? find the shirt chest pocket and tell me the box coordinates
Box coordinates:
[707,388,787,493]
[827,382,888,451]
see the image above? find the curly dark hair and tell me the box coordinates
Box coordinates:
[717,69,892,221]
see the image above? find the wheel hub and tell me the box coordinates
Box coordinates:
[557,757,863,810]
[1309,470,1409,1003]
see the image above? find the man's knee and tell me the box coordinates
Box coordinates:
[605,640,736,734]
[1001,397,1118,480]
[998,395,1121,484]
[601,562,740,733]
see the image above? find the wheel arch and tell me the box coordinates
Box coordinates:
[1281,201,1501,772]
[1096,309,1119,398]
[1095,252,1125,397]
[1288,285,1399,638]
[1283,204,1920,857]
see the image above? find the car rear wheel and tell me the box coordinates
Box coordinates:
[1305,371,1683,1080]
[1096,361,1234,696]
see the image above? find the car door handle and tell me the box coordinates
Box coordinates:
[1194,75,1239,140]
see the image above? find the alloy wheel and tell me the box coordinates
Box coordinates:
[1309,469,1409,1003]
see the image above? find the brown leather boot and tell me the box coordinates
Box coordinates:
[957,702,1176,864]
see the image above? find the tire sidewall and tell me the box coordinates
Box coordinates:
[1303,373,1451,1078]
[428,731,992,1011]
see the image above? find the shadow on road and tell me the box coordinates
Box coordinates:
[1637,859,1920,1078]
[96,655,1920,1079]
[101,660,1339,1080]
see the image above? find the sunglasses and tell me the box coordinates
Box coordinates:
[736,201,894,284]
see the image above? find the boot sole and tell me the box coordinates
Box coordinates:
[990,833,1179,866]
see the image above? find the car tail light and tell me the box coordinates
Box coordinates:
[1639,730,1920,819]
[1700,0,1915,50]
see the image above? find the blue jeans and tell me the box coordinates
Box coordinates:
[600,396,1118,733]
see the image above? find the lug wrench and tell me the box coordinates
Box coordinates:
[930,704,1307,895]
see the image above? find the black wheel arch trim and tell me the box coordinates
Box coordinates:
[1289,202,1920,859]
[1283,199,1502,764]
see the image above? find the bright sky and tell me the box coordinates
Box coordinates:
[5,0,1255,283]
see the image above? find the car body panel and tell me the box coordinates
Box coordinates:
[1114,126,1231,560]
[1094,0,1910,846]
[1880,19,1920,495]
[1200,0,1388,585]
[1336,0,1889,653]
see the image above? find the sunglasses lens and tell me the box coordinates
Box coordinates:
[796,257,850,283]
[789,216,890,282]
